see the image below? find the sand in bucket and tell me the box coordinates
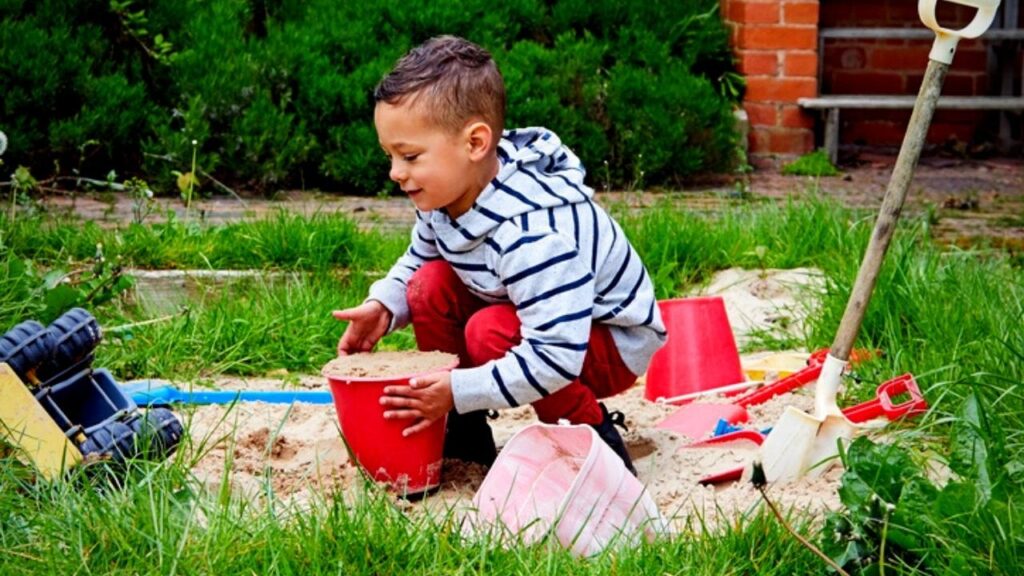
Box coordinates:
[322,350,459,496]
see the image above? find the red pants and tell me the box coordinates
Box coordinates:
[407,261,636,425]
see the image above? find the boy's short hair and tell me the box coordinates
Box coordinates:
[375,36,505,142]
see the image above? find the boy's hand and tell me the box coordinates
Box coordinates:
[380,372,455,436]
[332,300,392,355]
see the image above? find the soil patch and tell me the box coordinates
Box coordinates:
[42,154,1022,249]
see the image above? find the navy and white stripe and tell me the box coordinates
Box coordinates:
[367,127,666,414]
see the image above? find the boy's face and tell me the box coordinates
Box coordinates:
[375,99,488,218]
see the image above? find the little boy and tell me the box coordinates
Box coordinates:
[333,35,666,474]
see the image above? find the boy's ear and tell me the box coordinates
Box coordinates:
[464,121,493,161]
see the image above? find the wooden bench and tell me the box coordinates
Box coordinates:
[799,95,1024,163]
[805,2,1023,163]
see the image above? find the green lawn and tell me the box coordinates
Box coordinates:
[1,195,1021,574]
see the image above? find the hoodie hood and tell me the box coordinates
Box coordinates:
[430,127,594,252]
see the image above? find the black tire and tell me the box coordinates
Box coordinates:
[78,425,112,459]
[80,421,136,463]
[129,409,184,460]
[37,308,101,383]
[107,421,136,461]
[0,320,55,384]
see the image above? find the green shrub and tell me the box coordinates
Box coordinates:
[2,0,738,195]
[0,0,180,176]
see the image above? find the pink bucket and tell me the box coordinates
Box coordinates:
[469,423,667,555]
[324,356,458,495]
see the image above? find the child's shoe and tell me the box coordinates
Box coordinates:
[591,403,637,476]
[443,409,497,467]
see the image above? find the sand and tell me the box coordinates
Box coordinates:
[181,267,845,530]
[322,350,458,379]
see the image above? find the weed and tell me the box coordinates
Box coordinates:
[7,166,38,220]
[126,177,157,225]
[782,150,841,178]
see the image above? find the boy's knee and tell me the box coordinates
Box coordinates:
[465,305,519,364]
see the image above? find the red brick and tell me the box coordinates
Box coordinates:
[737,26,817,50]
[903,38,932,50]
[831,3,890,27]
[927,121,981,144]
[831,71,904,95]
[844,119,908,146]
[952,48,988,71]
[821,2,888,26]
[934,2,975,27]
[946,73,982,96]
[781,105,816,129]
[745,76,818,102]
[744,102,777,127]
[933,110,987,124]
[975,74,992,94]
[823,45,867,70]
[737,51,778,76]
[869,47,930,71]
[783,52,818,77]
[782,1,819,25]
[839,111,984,149]
[749,126,773,152]
[960,38,985,51]
[819,2,851,26]
[767,127,814,154]
[907,72,976,95]
[886,1,920,24]
[728,0,780,24]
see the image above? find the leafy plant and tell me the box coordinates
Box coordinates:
[8,166,38,219]
[109,0,177,64]
[3,247,136,326]
[825,404,1023,575]
[125,176,157,224]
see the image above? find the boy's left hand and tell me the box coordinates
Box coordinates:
[380,372,454,436]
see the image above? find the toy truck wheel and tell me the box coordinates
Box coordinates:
[129,408,184,459]
[47,308,101,365]
[37,308,101,383]
[0,320,55,384]
[80,421,136,463]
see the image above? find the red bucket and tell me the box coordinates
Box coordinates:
[323,353,459,495]
[644,297,745,403]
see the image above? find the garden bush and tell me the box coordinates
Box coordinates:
[1,0,739,196]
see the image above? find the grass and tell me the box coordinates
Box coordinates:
[0,209,407,271]
[615,195,867,297]
[1,196,1023,573]
[0,456,823,575]
[95,271,417,380]
[780,150,841,178]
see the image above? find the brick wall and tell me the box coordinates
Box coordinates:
[721,0,820,156]
[723,0,1017,157]
[820,0,999,148]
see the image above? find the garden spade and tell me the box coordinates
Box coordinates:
[121,379,334,407]
[756,0,1002,483]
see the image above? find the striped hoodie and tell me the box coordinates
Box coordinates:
[367,127,666,414]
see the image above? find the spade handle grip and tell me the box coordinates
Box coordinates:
[918,0,1001,63]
